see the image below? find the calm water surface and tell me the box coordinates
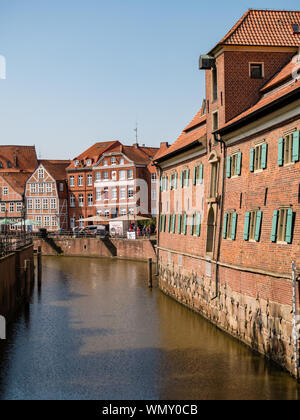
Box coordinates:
[0,256,299,400]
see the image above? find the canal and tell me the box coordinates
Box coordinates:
[0,256,299,400]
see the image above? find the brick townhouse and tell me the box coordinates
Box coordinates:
[67,141,121,229]
[25,160,70,231]
[154,9,300,376]
[93,143,159,220]
[0,146,38,230]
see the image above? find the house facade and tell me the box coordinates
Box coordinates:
[67,141,120,229]
[155,9,300,377]
[25,160,70,231]
[0,146,38,230]
[93,143,159,219]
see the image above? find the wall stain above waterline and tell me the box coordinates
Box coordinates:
[0,257,299,400]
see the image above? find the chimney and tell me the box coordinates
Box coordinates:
[160,142,169,149]
[133,143,139,149]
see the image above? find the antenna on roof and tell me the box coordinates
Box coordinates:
[134,122,139,145]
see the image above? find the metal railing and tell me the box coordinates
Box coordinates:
[30,230,156,240]
[0,233,33,257]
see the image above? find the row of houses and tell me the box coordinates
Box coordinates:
[154,9,300,377]
[0,142,159,231]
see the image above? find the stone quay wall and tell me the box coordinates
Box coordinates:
[158,251,299,377]
[33,237,156,262]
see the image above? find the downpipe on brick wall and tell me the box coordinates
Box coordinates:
[211,134,227,301]
[292,261,300,381]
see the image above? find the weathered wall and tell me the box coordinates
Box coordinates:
[158,253,299,377]
[34,238,156,261]
[0,245,34,320]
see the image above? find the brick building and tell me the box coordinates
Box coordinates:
[25,160,70,231]
[0,146,38,230]
[93,143,159,219]
[67,141,121,228]
[154,9,300,376]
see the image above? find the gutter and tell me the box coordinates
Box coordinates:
[154,140,202,164]
[211,133,226,301]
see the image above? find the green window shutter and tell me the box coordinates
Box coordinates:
[226,156,231,178]
[243,212,250,241]
[285,209,293,244]
[178,214,182,234]
[193,167,197,185]
[168,214,172,233]
[278,138,284,166]
[159,215,162,232]
[160,177,163,191]
[236,152,242,176]
[255,211,262,242]
[261,144,268,169]
[196,213,201,237]
[231,213,237,240]
[186,169,190,187]
[172,214,176,233]
[292,131,300,162]
[199,164,204,184]
[191,214,194,235]
[180,171,184,188]
[223,213,228,239]
[174,172,178,189]
[271,210,279,242]
[183,214,187,235]
[250,148,255,172]
[163,215,166,232]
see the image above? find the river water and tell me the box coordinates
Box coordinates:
[0,256,299,400]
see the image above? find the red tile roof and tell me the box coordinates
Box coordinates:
[39,160,70,181]
[261,59,296,92]
[217,77,300,133]
[154,110,207,161]
[0,172,30,196]
[0,146,38,173]
[210,9,300,52]
[103,144,159,165]
[67,141,121,170]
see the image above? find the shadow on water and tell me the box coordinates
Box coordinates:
[0,256,299,400]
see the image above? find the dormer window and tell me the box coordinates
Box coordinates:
[120,158,125,165]
[7,161,12,168]
[103,159,108,166]
[250,63,264,79]
[74,160,79,167]
[0,161,3,168]
[292,24,300,34]
[111,157,116,165]
[86,159,92,167]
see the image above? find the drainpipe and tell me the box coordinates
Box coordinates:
[292,261,299,381]
[152,162,162,276]
[211,133,227,301]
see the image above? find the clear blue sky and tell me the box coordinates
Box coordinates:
[0,0,298,159]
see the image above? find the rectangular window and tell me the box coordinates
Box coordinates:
[283,133,293,165]
[250,63,263,79]
[0,203,5,212]
[212,111,218,131]
[88,194,93,206]
[3,186,8,196]
[16,202,22,212]
[78,195,84,207]
[78,175,83,186]
[27,199,33,210]
[103,187,109,200]
[103,171,109,181]
[152,189,156,200]
[35,199,41,210]
[70,216,75,229]
[9,202,14,213]
[87,175,93,186]
[46,183,53,193]
[30,184,36,194]
[70,195,75,207]
[127,169,133,180]
[44,216,50,227]
[120,187,126,200]
[151,173,157,183]
[43,199,49,210]
[112,187,117,200]
[59,183,64,192]
[38,183,44,194]
[35,216,42,227]
[119,170,126,181]
[96,189,101,201]
[277,208,292,243]
[128,187,134,199]
[112,171,117,181]
[69,176,75,187]
[111,157,116,165]
[38,168,44,179]
[51,216,57,227]
[95,172,101,181]
[212,66,218,102]
[210,162,218,198]
[120,158,125,165]
[50,199,57,210]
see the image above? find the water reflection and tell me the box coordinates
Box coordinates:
[0,256,299,400]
